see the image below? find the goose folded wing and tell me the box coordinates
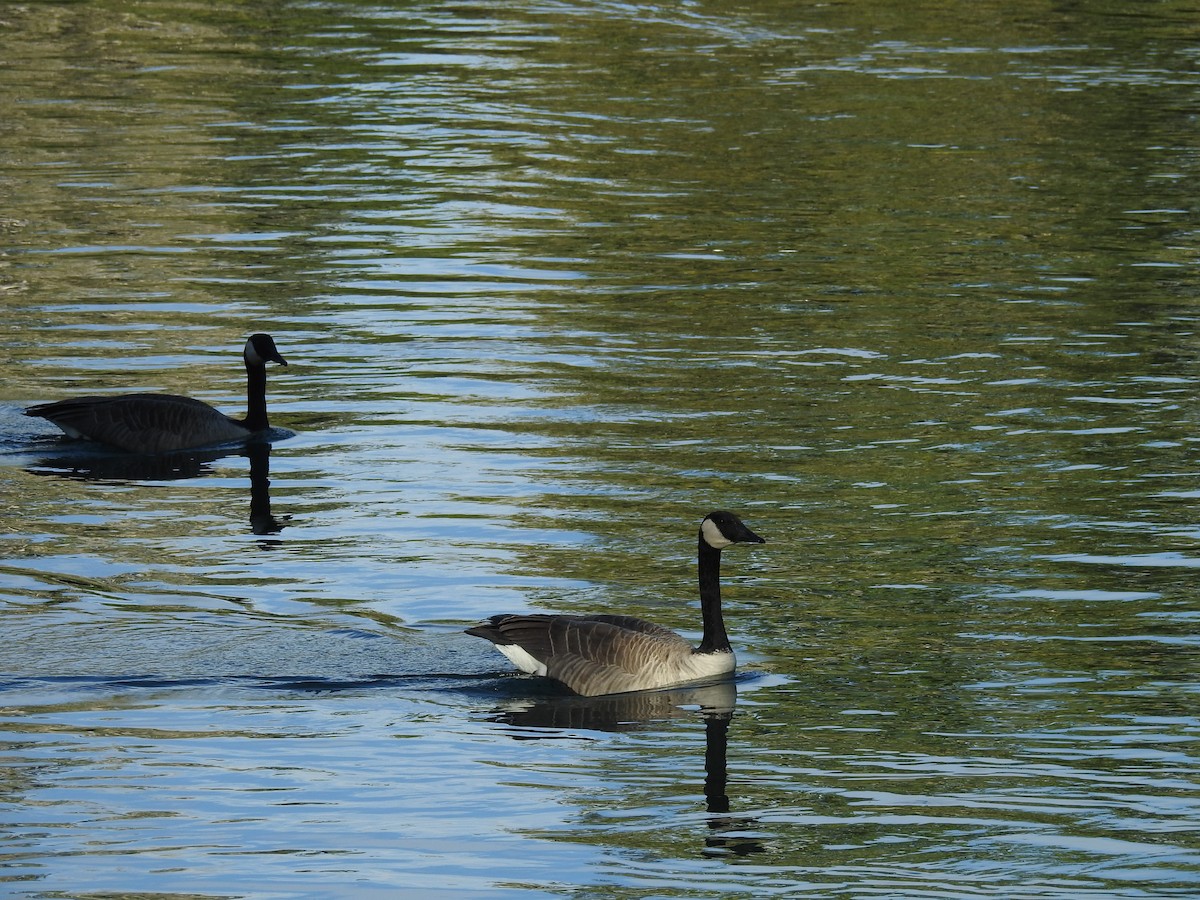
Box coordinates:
[29,394,244,454]
[582,614,693,645]
[469,614,696,696]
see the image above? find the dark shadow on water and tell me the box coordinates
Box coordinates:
[474,676,769,858]
[482,679,738,732]
[27,444,228,481]
[23,438,288,536]
[22,426,293,479]
[0,671,569,697]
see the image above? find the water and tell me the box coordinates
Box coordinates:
[1,1,1198,897]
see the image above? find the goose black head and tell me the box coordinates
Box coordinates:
[700,510,766,550]
[245,333,287,367]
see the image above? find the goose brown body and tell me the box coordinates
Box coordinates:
[466,511,764,697]
[26,334,287,454]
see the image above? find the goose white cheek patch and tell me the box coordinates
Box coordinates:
[700,518,733,549]
[244,340,264,366]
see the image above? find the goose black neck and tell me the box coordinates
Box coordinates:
[697,537,730,654]
[241,361,270,432]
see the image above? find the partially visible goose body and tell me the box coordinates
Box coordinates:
[466,510,765,697]
[26,333,287,455]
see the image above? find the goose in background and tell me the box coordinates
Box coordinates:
[25,333,287,455]
[466,510,765,697]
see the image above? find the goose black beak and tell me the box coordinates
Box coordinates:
[734,523,765,544]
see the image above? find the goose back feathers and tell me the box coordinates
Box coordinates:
[26,334,287,454]
[467,510,765,697]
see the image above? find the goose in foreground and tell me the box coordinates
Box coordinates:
[466,510,765,697]
[25,333,287,455]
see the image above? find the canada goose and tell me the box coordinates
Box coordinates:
[25,333,287,454]
[466,510,765,697]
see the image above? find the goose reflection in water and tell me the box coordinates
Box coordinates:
[481,679,767,858]
[245,441,286,536]
[26,439,287,536]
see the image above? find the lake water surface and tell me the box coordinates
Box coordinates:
[1,1,1198,897]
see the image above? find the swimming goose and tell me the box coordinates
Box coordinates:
[26,333,287,454]
[466,510,765,697]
